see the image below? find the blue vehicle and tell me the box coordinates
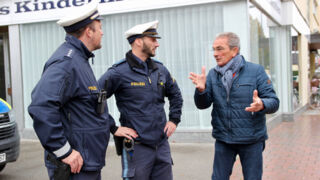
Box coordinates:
[0,98,20,172]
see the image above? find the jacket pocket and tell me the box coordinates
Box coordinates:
[71,127,109,170]
[232,83,253,103]
[212,83,226,101]
[124,84,148,100]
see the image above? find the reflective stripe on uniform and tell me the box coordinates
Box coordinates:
[54,141,71,158]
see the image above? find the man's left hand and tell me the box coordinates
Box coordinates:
[114,126,138,140]
[164,121,177,137]
[245,90,264,112]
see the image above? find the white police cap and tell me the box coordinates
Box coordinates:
[125,20,161,44]
[57,0,102,33]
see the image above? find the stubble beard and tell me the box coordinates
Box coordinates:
[142,43,155,57]
[95,44,102,51]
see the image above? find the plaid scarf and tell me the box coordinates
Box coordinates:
[214,54,244,98]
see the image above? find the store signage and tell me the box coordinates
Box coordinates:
[0,0,121,15]
[0,0,124,25]
[0,0,229,26]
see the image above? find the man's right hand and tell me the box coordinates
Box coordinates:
[189,66,206,92]
[61,149,83,174]
[114,126,138,140]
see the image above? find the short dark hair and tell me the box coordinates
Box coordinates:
[68,21,97,38]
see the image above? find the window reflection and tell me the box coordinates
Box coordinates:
[249,3,279,116]
[249,3,272,77]
[291,28,299,109]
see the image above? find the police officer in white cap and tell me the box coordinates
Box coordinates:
[99,20,183,180]
[28,1,111,179]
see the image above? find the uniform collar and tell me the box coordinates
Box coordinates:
[126,50,158,71]
[132,53,147,67]
[65,35,94,59]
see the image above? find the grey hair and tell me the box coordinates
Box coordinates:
[216,32,240,50]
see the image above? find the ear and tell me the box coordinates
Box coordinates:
[135,38,143,47]
[85,27,93,38]
[232,47,239,57]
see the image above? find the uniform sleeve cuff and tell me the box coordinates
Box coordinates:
[110,125,119,135]
[169,118,180,126]
[54,142,72,160]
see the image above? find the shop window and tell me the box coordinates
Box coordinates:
[291,30,299,109]
[249,3,279,116]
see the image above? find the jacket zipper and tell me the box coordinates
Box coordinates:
[68,112,71,123]
[84,62,100,93]
[227,91,230,129]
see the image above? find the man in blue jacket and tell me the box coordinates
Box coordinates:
[28,1,111,180]
[98,20,183,180]
[189,32,279,180]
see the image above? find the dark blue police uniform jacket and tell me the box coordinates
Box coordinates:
[98,50,183,146]
[28,35,112,171]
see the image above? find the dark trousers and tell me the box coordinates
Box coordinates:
[212,140,265,180]
[121,139,173,180]
[47,165,101,180]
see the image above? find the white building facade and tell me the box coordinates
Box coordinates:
[0,0,310,140]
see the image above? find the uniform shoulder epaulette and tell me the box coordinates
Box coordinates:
[152,59,163,65]
[64,49,74,59]
[113,58,126,67]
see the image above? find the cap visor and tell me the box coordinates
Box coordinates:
[95,15,103,20]
[146,35,161,39]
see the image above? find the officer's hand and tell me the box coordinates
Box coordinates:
[245,90,264,112]
[164,121,177,137]
[114,126,138,140]
[189,66,206,92]
[62,149,83,174]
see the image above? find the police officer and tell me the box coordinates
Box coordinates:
[98,20,183,180]
[28,1,110,180]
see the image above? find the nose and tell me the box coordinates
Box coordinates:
[214,50,218,58]
[155,41,159,47]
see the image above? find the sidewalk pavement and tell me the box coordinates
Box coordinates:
[0,109,319,180]
[230,109,320,180]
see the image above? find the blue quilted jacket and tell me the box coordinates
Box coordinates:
[194,58,279,144]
